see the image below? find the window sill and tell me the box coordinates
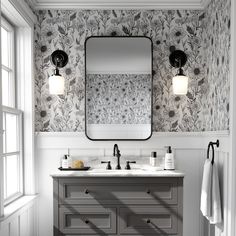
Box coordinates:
[0,195,38,225]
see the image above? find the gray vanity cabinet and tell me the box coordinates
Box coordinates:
[53,177,183,236]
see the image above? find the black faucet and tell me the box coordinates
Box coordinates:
[113,144,121,169]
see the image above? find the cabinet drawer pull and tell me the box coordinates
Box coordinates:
[85,189,89,194]
[85,219,89,224]
[146,189,151,194]
[146,219,151,224]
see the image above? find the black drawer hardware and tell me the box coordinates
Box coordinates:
[146,219,151,224]
[85,219,89,224]
[84,189,89,194]
[146,189,151,194]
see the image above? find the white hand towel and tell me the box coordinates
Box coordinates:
[208,164,222,224]
[200,159,212,217]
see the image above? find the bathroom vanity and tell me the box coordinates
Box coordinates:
[52,170,184,236]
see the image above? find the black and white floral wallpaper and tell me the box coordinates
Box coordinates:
[86,74,151,124]
[33,0,230,132]
[201,0,231,131]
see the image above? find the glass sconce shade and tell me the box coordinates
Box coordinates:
[49,74,65,94]
[172,75,188,95]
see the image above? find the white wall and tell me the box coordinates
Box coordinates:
[35,131,229,236]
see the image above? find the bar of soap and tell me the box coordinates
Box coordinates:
[72,160,84,169]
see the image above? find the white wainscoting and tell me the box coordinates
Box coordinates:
[35,131,230,236]
[0,198,37,236]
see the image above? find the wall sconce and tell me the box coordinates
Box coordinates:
[49,50,68,95]
[169,50,189,95]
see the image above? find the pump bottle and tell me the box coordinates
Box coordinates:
[164,146,175,170]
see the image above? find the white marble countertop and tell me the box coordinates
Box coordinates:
[51,167,185,178]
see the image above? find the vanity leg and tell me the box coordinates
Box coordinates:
[53,178,60,236]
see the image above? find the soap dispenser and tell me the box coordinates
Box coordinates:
[61,155,69,168]
[61,149,72,169]
[150,151,157,166]
[164,146,175,170]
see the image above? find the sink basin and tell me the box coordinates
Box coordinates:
[89,165,164,173]
[90,168,138,172]
[89,168,142,174]
[86,168,173,176]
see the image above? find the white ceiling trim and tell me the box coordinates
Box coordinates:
[2,0,36,25]
[28,0,211,10]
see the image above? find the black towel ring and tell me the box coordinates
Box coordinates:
[207,140,219,165]
[207,143,214,164]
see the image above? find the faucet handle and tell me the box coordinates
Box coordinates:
[101,161,112,170]
[125,161,136,170]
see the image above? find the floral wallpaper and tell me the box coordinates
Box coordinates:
[201,0,231,131]
[34,0,230,132]
[86,74,151,124]
[35,9,205,132]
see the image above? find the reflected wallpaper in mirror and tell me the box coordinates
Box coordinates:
[85,37,152,140]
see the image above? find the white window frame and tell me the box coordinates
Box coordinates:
[1,16,24,205]
[1,17,15,108]
[0,0,36,219]
[2,106,23,205]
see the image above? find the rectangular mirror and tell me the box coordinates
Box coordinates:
[85,36,152,140]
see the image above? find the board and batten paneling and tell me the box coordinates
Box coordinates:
[35,131,229,236]
[0,203,37,236]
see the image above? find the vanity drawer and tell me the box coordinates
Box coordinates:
[58,178,178,205]
[119,206,179,235]
[59,206,117,235]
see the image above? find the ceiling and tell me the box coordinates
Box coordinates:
[29,0,211,10]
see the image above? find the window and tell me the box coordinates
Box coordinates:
[1,17,23,205]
